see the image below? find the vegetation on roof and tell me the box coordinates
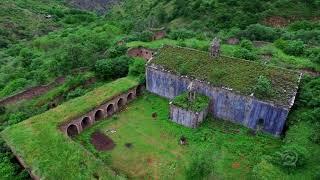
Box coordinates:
[1,77,138,179]
[172,92,210,112]
[151,46,300,106]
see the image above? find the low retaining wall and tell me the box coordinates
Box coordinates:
[60,85,144,137]
[170,103,208,128]
[127,47,154,61]
[0,77,65,106]
[146,66,291,136]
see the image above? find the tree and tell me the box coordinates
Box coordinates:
[95,56,131,80]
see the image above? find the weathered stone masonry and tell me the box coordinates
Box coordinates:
[60,85,144,137]
[146,66,292,136]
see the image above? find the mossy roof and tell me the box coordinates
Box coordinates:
[1,77,138,179]
[149,46,301,107]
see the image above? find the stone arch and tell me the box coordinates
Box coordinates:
[136,85,143,96]
[94,110,104,121]
[81,117,91,129]
[127,93,134,101]
[107,104,114,116]
[67,124,78,137]
[117,98,125,109]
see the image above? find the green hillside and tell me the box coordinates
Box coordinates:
[0,0,319,179]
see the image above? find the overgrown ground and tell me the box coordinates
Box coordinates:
[76,93,288,179]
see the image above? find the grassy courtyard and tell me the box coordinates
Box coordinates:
[76,93,282,179]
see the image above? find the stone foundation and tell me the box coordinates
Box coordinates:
[170,103,208,128]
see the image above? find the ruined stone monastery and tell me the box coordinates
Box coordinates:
[145,40,301,136]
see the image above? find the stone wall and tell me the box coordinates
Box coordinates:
[127,47,154,61]
[146,66,290,136]
[60,85,143,137]
[170,103,208,128]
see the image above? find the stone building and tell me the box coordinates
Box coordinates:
[146,45,301,136]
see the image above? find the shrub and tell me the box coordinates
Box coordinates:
[253,159,285,180]
[0,78,29,98]
[129,58,146,83]
[253,75,273,98]
[273,145,308,172]
[129,58,145,75]
[95,56,131,80]
[65,88,86,100]
[239,24,281,42]
[240,39,254,50]
[298,77,320,107]
[169,29,196,40]
[138,30,153,42]
[274,38,287,50]
[283,40,305,56]
[185,150,214,180]
[107,45,128,58]
[288,20,318,31]
[233,48,258,61]
[306,48,320,64]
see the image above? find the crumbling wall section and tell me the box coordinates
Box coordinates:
[146,66,289,136]
[127,47,154,60]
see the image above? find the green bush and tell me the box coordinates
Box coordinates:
[240,39,254,50]
[233,48,258,61]
[0,78,29,98]
[283,40,305,56]
[65,88,87,100]
[169,29,196,40]
[185,150,214,180]
[273,145,308,172]
[240,24,281,42]
[95,56,131,80]
[253,75,273,98]
[107,45,128,58]
[298,77,320,107]
[138,30,153,42]
[253,159,285,180]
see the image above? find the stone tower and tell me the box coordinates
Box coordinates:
[187,82,196,101]
[210,37,221,58]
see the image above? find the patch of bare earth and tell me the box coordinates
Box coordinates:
[91,132,115,151]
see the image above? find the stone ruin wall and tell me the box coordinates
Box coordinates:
[170,103,208,128]
[127,48,154,61]
[146,66,289,136]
